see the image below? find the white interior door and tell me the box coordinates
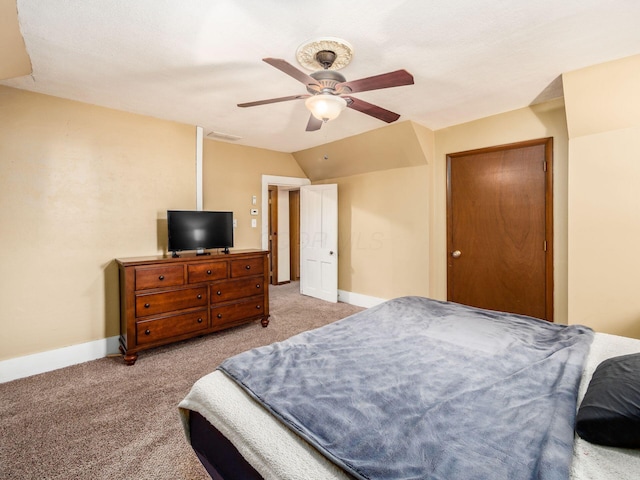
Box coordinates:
[300,184,338,302]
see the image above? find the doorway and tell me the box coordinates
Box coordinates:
[261,175,311,284]
[446,138,553,320]
[267,186,301,285]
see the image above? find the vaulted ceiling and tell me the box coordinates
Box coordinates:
[3,0,640,153]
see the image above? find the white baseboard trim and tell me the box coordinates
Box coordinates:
[0,336,120,384]
[338,289,386,308]
[2,291,381,384]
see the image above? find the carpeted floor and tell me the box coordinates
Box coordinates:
[0,282,363,480]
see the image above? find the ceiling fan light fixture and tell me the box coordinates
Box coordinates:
[305,94,347,122]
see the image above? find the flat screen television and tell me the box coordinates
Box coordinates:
[167,210,233,256]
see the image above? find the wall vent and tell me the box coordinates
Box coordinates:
[206,131,243,141]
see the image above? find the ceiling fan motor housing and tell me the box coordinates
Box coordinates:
[308,69,348,95]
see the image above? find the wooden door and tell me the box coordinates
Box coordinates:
[446,138,553,320]
[289,190,301,281]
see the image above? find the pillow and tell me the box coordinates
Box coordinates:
[575,352,640,448]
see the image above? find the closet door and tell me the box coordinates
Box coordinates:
[447,138,553,321]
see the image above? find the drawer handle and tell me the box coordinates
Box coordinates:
[256,284,260,289]
[159,275,165,280]
[217,313,222,319]
[256,305,261,309]
[216,290,222,296]
[144,329,151,335]
[197,294,202,299]
[206,270,212,275]
[197,318,203,323]
[245,265,251,270]
[144,303,150,308]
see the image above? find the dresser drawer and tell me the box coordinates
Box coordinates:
[187,261,228,284]
[230,256,264,278]
[136,309,208,345]
[135,265,184,290]
[210,277,264,303]
[135,286,208,317]
[211,297,265,328]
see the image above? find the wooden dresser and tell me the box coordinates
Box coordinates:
[116,250,269,365]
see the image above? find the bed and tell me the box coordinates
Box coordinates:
[179,296,640,480]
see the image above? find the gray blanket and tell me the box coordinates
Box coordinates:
[219,296,594,480]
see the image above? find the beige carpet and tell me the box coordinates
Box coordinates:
[0,282,363,480]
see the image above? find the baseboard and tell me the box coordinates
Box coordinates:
[2,290,381,384]
[338,289,386,308]
[0,336,120,384]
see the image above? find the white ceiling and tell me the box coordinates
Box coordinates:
[4,0,640,153]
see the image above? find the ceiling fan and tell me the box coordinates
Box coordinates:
[237,50,414,132]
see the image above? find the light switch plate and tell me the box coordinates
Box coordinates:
[251,218,257,228]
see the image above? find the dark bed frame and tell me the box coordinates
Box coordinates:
[189,411,264,480]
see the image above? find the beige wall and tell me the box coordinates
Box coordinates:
[202,139,306,250]
[297,121,433,300]
[432,99,570,322]
[0,0,32,80]
[316,165,431,299]
[0,89,307,362]
[0,86,196,360]
[293,121,429,181]
[563,54,640,337]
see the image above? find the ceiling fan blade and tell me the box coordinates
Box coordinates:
[263,58,321,90]
[306,114,323,132]
[238,94,309,108]
[336,69,414,94]
[344,96,401,123]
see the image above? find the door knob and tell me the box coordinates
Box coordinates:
[451,250,462,258]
